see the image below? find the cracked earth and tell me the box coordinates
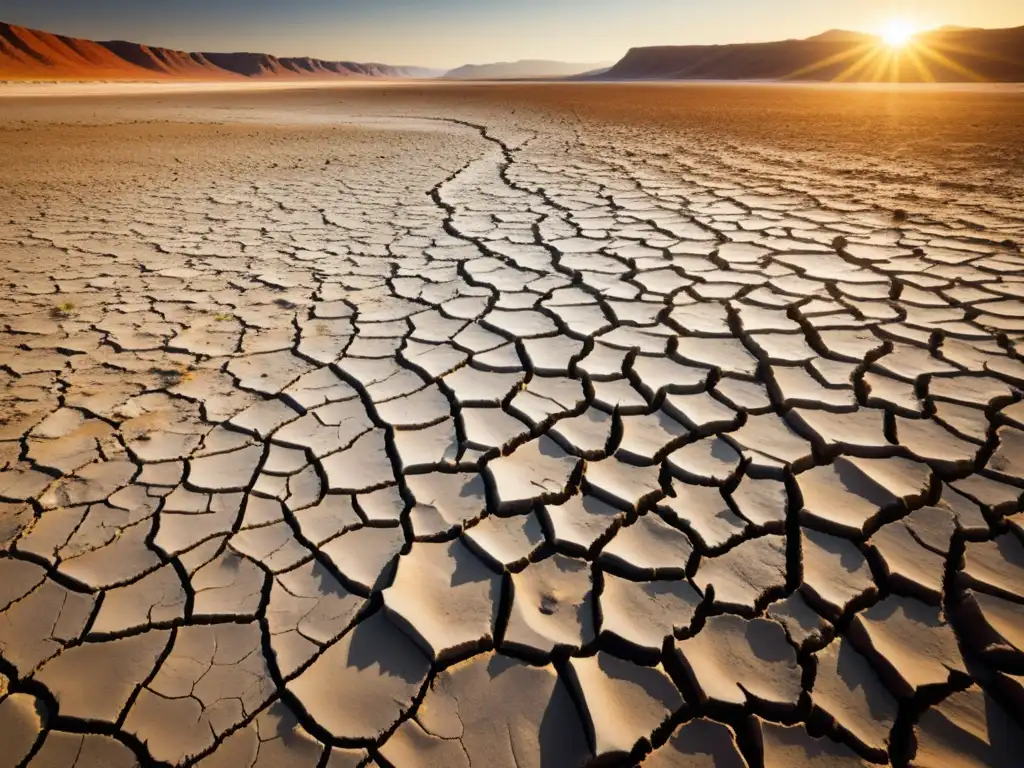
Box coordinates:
[1,83,1023,767]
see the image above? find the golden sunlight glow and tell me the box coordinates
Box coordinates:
[880,19,916,49]
[782,17,984,85]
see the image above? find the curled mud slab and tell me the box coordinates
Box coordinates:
[1,83,1023,766]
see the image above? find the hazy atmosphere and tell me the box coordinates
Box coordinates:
[1,0,1022,66]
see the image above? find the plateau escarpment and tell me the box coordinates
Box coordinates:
[601,25,1024,82]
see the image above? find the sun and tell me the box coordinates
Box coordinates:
[881,19,916,48]
[786,16,982,83]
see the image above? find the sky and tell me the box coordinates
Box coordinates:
[1,0,1022,69]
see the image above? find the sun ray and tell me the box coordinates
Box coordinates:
[781,19,1000,85]
[914,43,986,81]
[783,42,875,80]
[871,48,897,82]
[832,46,883,82]
[925,38,1011,74]
[902,44,936,83]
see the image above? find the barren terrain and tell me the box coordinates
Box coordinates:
[1,82,1023,768]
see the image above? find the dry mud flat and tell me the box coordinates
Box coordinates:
[1,83,1024,767]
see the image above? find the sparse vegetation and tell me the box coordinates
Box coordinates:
[151,363,194,386]
[51,300,76,317]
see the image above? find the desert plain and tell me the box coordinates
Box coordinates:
[1,81,1024,767]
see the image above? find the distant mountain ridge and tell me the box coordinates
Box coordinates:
[803,29,874,43]
[443,59,610,80]
[0,21,433,80]
[5,20,1021,85]
[600,25,1024,82]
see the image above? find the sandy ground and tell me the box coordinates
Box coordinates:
[0,79,410,97]
[1,82,1023,768]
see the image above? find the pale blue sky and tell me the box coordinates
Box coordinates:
[1,0,1021,67]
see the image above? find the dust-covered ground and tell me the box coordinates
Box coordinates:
[1,82,1023,768]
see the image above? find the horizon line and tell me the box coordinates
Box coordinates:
[2,17,1022,70]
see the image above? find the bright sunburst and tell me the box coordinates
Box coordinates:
[881,19,916,48]
[785,17,983,83]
